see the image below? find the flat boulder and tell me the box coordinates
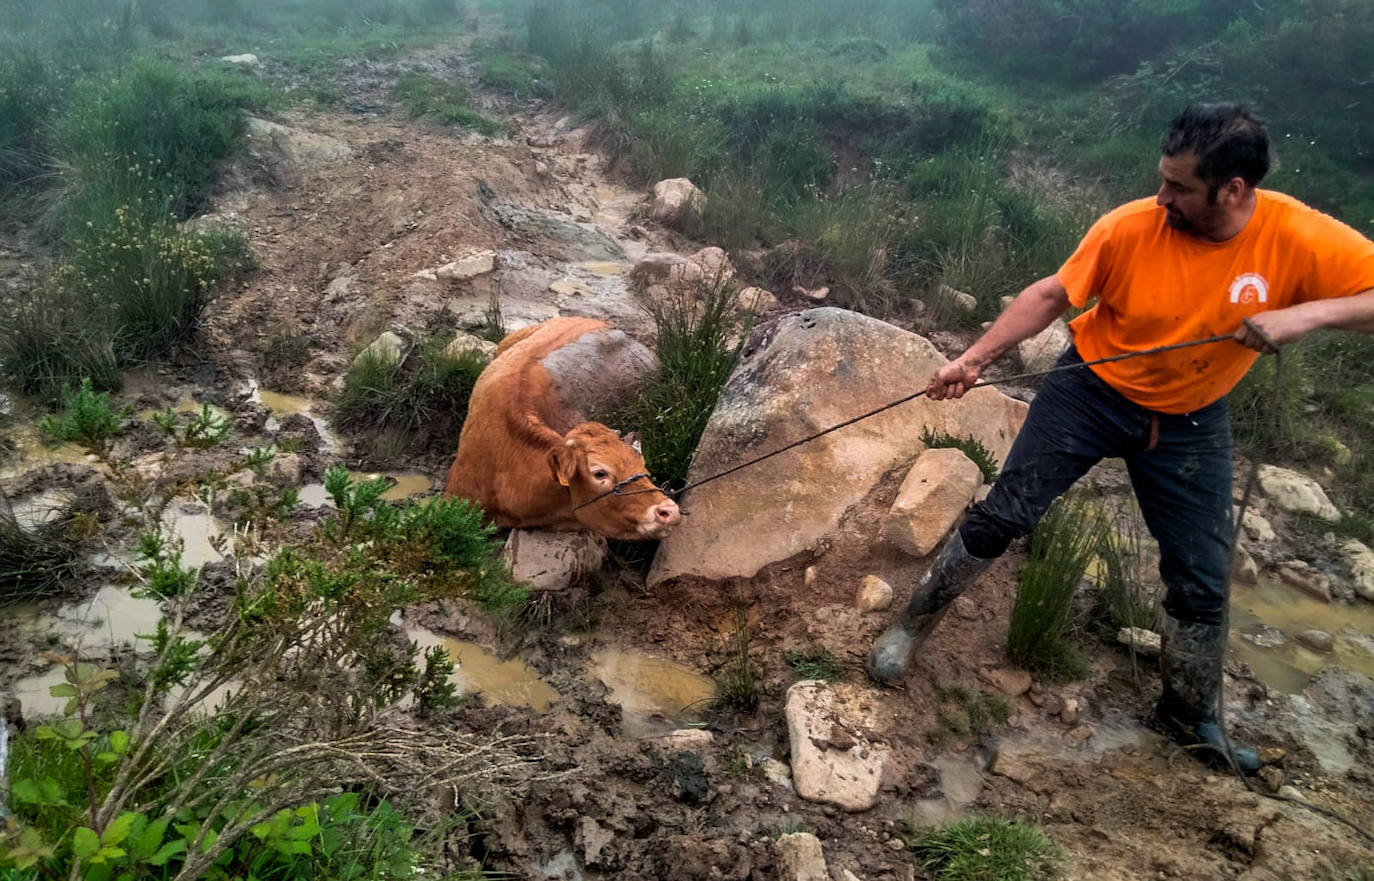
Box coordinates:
[242,117,351,183]
[1257,464,1341,521]
[784,681,889,812]
[882,447,983,557]
[649,308,1026,585]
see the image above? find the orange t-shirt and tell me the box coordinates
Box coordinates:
[1058,191,1374,414]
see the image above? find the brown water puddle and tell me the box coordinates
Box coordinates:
[577,261,625,276]
[161,500,228,568]
[7,489,73,531]
[254,386,342,454]
[1230,577,1374,694]
[588,648,716,738]
[408,627,558,711]
[0,424,93,479]
[299,471,433,508]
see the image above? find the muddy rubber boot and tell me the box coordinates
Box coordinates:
[1152,614,1260,774]
[867,531,995,684]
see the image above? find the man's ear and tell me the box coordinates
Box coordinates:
[548,438,579,487]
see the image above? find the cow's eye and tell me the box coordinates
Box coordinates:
[593,469,610,482]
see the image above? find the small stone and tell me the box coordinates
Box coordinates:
[1231,545,1259,585]
[435,250,498,281]
[775,832,829,881]
[952,596,979,620]
[1116,627,1162,656]
[804,566,818,588]
[760,757,793,789]
[352,330,409,371]
[1279,563,1333,603]
[1295,629,1334,653]
[220,53,259,64]
[857,575,894,613]
[655,729,715,752]
[977,666,1033,697]
[1257,464,1342,521]
[1028,691,1046,707]
[443,331,498,363]
[886,838,906,852]
[1277,785,1305,802]
[1060,698,1080,725]
[534,160,550,177]
[884,448,983,557]
[1240,509,1277,543]
[939,284,978,313]
[738,286,780,313]
[1259,747,1286,767]
[1068,724,1094,743]
[1258,766,1284,793]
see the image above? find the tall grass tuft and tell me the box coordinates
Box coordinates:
[1007,494,1105,680]
[1093,501,1161,635]
[910,816,1065,881]
[612,278,744,488]
[0,496,86,605]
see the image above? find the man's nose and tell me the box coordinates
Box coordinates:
[1156,185,1171,206]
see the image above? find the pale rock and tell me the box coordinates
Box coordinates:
[1260,747,1286,766]
[1338,538,1374,602]
[267,453,304,487]
[760,757,794,789]
[1258,766,1284,793]
[1116,627,1162,656]
[443,331,498,363]
[549,277,596,298]
[989,742,1049,787]
[840,870,864,881]
[857,575,893,613]
[785,681,889,812]
[412,267,438,281]
[1060,697,1080,725]
[1239,508,1277,543]
[939,284,978,313]
[352,331,409,371]
[1257,464,1341,521]
[435,250,498,281]
[804,566,819,589]
[649,309,1027,585]
[242,117,351,178]
[793,284,830,301]
[503,529,607,593]
[688,246,734,286]
[220,53,260,64]
[978,666,1032,697]
[629,252,690,285]
[579,816,614,867]
[952,596,979,620]
[1231,544,1259,585]
[655,728,715,752]
[1279,562,1332,603]
[534,160,550,177]
[1017,319,1071,375]
[1067,724,1095,743]
[650,177,705,225]
[325,274,355,299]
[1296,629,1334,653]
[774,832,829,881]
[882,448,983,557]
[738,286,780,313]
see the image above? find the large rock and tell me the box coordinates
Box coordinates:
[435,251,498,281]
[503,529,607,593]
[650,177,705,225]
[242,117,351,183]
[443,331,498,363]
[784,681,890,812]
[1338,538,1374,602]
[650,309,1027,585]
[1257,465,1341,521]
[774,832,829,881]
[351,330,409,371]
[881,447,983,557]
[1017,318,1071,375]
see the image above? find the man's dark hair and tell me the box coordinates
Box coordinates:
[1161,103,1271,198]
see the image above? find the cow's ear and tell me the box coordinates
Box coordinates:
[549,438,579,487]
[623,431,638,446]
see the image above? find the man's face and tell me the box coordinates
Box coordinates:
[1156,152,1226,236]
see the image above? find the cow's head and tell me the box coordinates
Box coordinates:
[549,422,680,540]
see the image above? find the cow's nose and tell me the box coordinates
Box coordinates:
[655,500,680,525]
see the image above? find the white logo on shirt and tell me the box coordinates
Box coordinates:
[1228,272,1269,305]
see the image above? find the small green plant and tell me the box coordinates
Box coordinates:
[773,821,813,839]
[920,428,1000,482]
[929,683,1010,746]
[909,816,1065,881]
[243,445,277,473]
[151,403,233,448]
[713,608,759,714]
[40,378,131,450]
[1007,494,1104,681]
[476,48,551,99]
[392,71,506,135]
[784,648,844,682]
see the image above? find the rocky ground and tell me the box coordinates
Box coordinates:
[3,38,1374,881]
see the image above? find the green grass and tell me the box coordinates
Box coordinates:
[1007,494,1104,681]
[920,429,1000,483]
[40,379,131,450]
[392,71,506,135]
[713,608,759,714]
[1093,502,1161,636]
[929,683,1010,745]
[475,47,551,99]
[0,497,86,606]
[784,648,844,682]
[909,817,1065,881]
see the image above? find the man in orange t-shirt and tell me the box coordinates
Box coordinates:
[869,104,1374,773]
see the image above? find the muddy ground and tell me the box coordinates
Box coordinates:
[3,37,1373,881]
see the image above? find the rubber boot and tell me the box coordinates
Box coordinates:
[1152,613,1261,774]
[867,531,995,684]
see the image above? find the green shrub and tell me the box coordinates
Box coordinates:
[784,648,844,682]
[1093,503,1161,636]
[40,378,131,450]
[0,286,122,400]
[333,335,486,455]
[393,71,506,135]
[910,816,1064,881]
[1007,494,1104,680]
[611,278,743,488]
[920,428,1000,482]
[476,48,552,99]
[150,403,233,449]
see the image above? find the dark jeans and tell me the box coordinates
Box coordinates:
[959,345,1234,625]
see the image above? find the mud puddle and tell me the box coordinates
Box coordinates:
[251,384,342,454]
[1230,577,1374,693]
[7,489,73,530]
[0,424,93,479]
[587,648,716,738]
[408,626,558,711]
[161,500,229,567]
[299,471,433,507]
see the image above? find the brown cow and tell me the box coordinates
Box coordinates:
[444,317,681,540]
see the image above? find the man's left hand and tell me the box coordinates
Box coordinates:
[1233,309,1313,353]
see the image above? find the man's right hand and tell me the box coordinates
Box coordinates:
[927,359,982,400]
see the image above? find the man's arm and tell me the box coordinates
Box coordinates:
[1235,288,1374,353]
[928,275,1072,400]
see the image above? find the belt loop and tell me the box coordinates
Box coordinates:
[1145,414,1160,452]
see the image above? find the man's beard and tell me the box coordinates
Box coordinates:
[1164,207,1192,231]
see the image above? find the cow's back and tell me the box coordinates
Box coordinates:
[444,317,657,524]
